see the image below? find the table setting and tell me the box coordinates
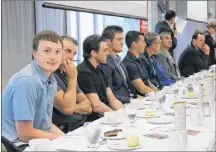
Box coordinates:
[24,67,216,151]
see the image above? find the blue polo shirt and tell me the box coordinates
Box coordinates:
[2,61,57,146]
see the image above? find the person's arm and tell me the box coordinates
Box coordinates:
[50,123,64,136]
[85,93,113,114]
[78,71,113,114]
[148,81,158,91]
[16,121,60,142]
[132,78,154,94]
[124,61,154,94]
[54,60,77,115]
[106,87,124,110]
[74,92,92,115]
[190,44,210,70]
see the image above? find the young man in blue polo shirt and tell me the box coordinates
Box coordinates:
[2,30,64,150]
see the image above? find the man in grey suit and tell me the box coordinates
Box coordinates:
[100,25,138,103]
[155,31,181,80]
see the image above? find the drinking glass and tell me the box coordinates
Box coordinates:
[83,122,101,149]
[124,103,137,127]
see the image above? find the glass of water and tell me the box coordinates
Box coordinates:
[83,122,101,149]
[124,103,137,127]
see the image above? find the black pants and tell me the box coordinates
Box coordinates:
[52,109,87,133]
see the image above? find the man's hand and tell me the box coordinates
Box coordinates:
[60,59,77,79]
[202,44,210,55]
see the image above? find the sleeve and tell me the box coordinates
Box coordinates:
[156,55,172,78]
[189,50,210,70]
[125,63,140,81]
[99,64,112,88]
[205,35,216,48]
[57,83,62,91]
[77,71,97,94]
[172,36,177,50]
[76,84,83,94]
[12,77,38,121]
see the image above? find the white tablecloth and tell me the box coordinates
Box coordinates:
[47,94,215,151]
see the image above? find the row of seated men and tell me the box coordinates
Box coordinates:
[2,24,214,151]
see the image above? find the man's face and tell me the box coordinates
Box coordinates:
[33,40,62,74]
[194,34,205,49]
[153,36,162,54]
[95,41,109,64]
[209,27,216,35]
[109,32,124,53]
[135,35,146,54]
[62,40,78,63]
[161,34,172,49]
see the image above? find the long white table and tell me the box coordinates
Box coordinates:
[48,93,215,151]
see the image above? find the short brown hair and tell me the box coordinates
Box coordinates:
[32,30,63,59]
[207,21,216,29]
[61,36,78,46]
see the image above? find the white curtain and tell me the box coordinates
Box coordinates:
[2,1,35,88]
[35,1,66,35]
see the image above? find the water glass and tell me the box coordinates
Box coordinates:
[124,103,137,127]
[83,122,101,149]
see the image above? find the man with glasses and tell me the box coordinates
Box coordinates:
[203,21,216,65]
[178,32,210,77]
[139,32,163,90]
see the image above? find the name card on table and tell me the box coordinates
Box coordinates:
[174,101,186,131]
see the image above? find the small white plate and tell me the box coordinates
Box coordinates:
[145,97,156,101]
[136,110,160,118]
[181,95,198,99]
[107,137,143,150]
[100,119,123,125]
[147,117,173,124]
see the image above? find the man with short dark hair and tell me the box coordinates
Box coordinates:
[123,30,155,96]
[53,36,92,133]
[2,30,64,151]
[101,25,138,103]
[155,10,177,56]
[203,21,216,65]
[178,32,210,77]
[77,34,124,121]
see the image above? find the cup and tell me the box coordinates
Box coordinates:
[104,111,120,123]
[130,99,145,109]
[169,130,188,151]
[29,139,50,151]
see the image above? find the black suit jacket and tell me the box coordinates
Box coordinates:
[100,55,137,103]
[139,51,163,89]
[178,44,210,77]
[203,30,216,65]
[155,20,177,55]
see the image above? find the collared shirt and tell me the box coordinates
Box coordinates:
[122,51,149,95]
[2,61,57,146]
[139,51,162,89]
[54,69,82,93]
[109,53,127,81]
[77,60,109,106]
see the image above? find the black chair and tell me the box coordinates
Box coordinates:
[1,136,28,152]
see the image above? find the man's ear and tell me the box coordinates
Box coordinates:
[106,39,111,46]
[32,50,37,60]
[90,50,97,58]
